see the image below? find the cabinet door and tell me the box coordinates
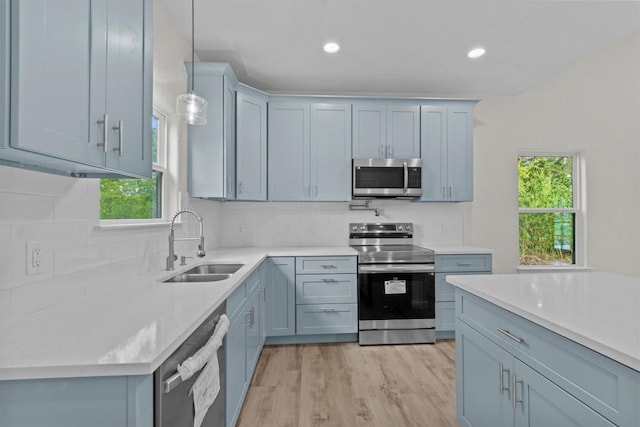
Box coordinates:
[10,0,102,167]
[513,359,616,427]
[447,104,474,202]
[104,0,149,177]
[456,321,513,427]
[236,90,267,201]
[352,103,386,158]
[265,257,296,337]
[223,79,236,199]
[310,103,351,201]
[245,289,262,382]
[387,105,420,158]
[226,314,247,427]
[268,103,310,201]
[1,0,9,148]
[419,105,447,201]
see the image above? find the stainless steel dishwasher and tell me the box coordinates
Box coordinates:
[154,302,226,427]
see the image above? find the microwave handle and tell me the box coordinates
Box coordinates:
[403,161,408,194]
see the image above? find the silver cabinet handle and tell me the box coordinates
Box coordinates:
[457,262,473,266]
[97,113,109,153]
[314,185,318,198]
[389,145,393,158]
[403,161,408,193]
[448,186,452,199]
[322,278,337,283]
[112,120,123,156]
[321,264,337,269]
[238,182,243,194]
[512,373,523,408]
[499,364,509,396]
[497,328,524,344]
[322,308,336,313]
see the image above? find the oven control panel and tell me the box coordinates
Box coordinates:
[350,223,413,234]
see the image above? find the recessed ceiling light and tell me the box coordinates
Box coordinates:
[323,42,340,54]
[467,47,486,59]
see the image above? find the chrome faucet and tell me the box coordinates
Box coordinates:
[166,209,206,271]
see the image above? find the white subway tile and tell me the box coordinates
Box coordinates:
[0,193,55,224]
[53,195,99,222]
[11,168,88,197]
[54,245,111,277]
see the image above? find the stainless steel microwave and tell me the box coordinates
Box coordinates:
[352,158,423,199]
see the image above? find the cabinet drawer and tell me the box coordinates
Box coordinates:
[295,256,356,274]
[295,274,357,304]
[435,254,492,272]
[296,304,357,335]
[227,281,247,322]
[435,301,455,332]
[457,291,640,427]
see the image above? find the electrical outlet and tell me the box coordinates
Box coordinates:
[26,241,45,275]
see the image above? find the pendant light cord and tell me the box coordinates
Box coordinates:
[191,0,195,93]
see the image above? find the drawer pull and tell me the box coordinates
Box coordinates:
[321,264,337,269]
[497,328,524,344]
[322,308,337,313]
[499,364,509,396]
[457,262,473,266]
[322,278,337,283]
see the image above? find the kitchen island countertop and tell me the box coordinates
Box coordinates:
[446,271,640,372]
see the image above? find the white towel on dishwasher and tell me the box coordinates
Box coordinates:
[176,314,230,427]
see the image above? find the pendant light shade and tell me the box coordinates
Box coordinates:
[177,0,207,125]
[176,91,208,125]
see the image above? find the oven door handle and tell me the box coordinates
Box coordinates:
[358,264,435,274]
[403,161,409,194]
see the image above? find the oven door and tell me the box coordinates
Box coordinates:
[358,264,435,329]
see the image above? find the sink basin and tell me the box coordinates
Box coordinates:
[162,263,244,283]
[164,273,231,283]
[184,263,244,275]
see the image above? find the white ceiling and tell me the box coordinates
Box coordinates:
[159,0,640,96]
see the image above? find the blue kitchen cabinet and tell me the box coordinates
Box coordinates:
[225,264,264,427]
[236,84,268,201]
[456,290,639,427]
[187,62,237,200]
[268,102,351,201]
[2,0,152,178]
[0,375,153,427]
[420,103,475,201]
[435,253,492,338]
[352,103,420,159]
[268,102,309,201]
[265,257,296,337]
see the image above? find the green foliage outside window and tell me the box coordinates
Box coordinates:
[518,156,575,265]
[99,116,162,220]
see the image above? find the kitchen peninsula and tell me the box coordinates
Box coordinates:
[447,272,640,427]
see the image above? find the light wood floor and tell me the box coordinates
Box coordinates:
[237,340,458,427]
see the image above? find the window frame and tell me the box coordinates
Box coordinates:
[517,151,586,268]
[98,108,169,226]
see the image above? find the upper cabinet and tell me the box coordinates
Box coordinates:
[236,84,268,201]
[268,101,351,201]
[1,0,153,178]
[420,103,475,202]
[352,103,420,159]
[186,62,237,199]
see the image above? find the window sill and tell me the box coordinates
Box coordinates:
[95,220,181,230]
[518,265,593,274]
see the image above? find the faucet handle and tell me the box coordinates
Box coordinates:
[180,256,193,266]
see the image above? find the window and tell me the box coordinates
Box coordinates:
[518,153,581,266]
[100,110,167,221]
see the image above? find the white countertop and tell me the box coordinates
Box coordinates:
[446,272,640,372]
[427,245,493,255]
[0,246,356,381]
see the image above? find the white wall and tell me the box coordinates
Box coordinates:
[0,0,197,319]
[470,32,640,276]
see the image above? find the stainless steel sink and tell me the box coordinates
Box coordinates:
[183,264,244,275]
[162,263,244,283]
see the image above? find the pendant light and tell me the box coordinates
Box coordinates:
[176,0,207,125]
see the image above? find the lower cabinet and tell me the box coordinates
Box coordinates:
[264,257,295,337]
[225,264,264,427]
[436,253,492,337]
[456,290,640,427]
[296,303,358,335]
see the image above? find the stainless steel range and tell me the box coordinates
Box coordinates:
[350,222,436,345]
